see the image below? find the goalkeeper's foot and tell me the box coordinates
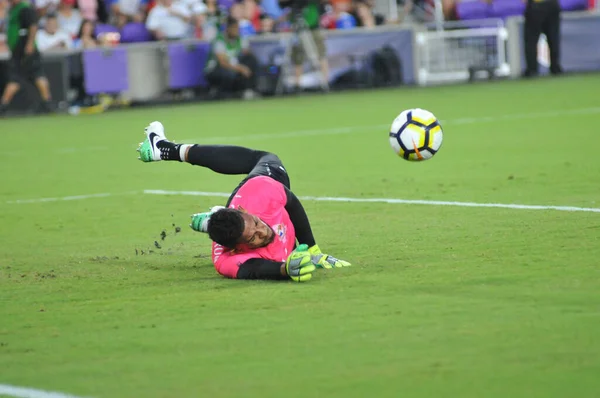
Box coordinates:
[137,121,168,162]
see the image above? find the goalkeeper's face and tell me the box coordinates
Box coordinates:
[240,212,275,248]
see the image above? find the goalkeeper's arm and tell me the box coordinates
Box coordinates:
[283,187,352,269]
[236,245,315,282]
[237,258,288,280]
[283,186,316,247]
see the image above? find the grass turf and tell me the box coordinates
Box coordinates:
[1,74,599,398]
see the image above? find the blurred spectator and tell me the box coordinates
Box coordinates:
[260,0,288,22]
[57,0,83,37]
[352,0,385,27]
[523,0,563,77]
[73,18,97,48]
[242,0,261,31]
[71,19,97,106]
[229,2,256,36]
[111,0,148,28]
[204,0,219,17]
[329,0,352,15]
[204,16,258,99]
[36,13,74,51]
[146,0,192,40]
[229,3,251,37]
[176,0,206,15]
[175,0,208,38]
[0,34,6,55]
[200,0,222,39]
[228,3,242,21]
[0,0,6,25]
[319,10,337,29]
[278,0,328,90]
[96,0,110,22]
[335,10,356,28]
[189,1,208,38]
[78,0,99,20]
[259,12,274,33]
[400,0,454,23]
[0,0,8,54]
[36,0,61,18]
[0,0,53,115]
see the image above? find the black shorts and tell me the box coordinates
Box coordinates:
[8,52,45,84]
[227,153,290,206]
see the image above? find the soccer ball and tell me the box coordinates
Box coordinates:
[389,108,443,161]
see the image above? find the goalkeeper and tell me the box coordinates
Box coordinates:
[136,121,351,282]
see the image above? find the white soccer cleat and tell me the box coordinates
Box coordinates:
[137,121,168,162]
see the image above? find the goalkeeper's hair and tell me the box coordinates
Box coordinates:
[207,208,245,249]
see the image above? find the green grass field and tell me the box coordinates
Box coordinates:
[1,74,600,398]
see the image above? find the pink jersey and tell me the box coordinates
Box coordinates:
[211,176,296,279]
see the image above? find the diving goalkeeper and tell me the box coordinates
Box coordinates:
[136,121,351,282]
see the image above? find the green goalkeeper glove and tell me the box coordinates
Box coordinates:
[285,244,316,282]
[308,245,351,269]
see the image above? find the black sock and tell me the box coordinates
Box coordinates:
[156,141,182,161]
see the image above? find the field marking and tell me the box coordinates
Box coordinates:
[6,189,600,214]
[5,146,109,157]
[143,190,600,214]
[180,106,600,143]
[0,384,88,398]
[4,191,140,204]
[446,106,600,126]
[6,193,113,204]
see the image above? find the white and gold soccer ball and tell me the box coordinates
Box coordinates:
[389,108,443,161]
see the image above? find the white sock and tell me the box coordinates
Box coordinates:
[179,144,192,162]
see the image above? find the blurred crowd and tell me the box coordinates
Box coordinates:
[0,0,413,54]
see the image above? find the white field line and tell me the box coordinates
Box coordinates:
[143,190,600,214]
[5,147,109,157]
[0,384,88,398]
[6,189,600,214]
[179,106,600,144]
[4,191,140,204]
[6,193,113,204]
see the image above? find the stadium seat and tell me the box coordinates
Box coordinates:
[456,0,588,21]
[94,23,119,37]
[455,0,491,20]
[166,42,210,89]
[559,0,588,10]
[489,0,525,18]
[120,23,153,43]
[217,0,235,9]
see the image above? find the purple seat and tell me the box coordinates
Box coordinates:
[217,0,235,9]
[120,22,153,43]
[94,23,119,37]
[83,47,129,94]
[455,1,491,20]
[167,42,210,89]
[489,0,525,18]
[559,0,587,10]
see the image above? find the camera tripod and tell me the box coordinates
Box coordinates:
[275,16,330,94]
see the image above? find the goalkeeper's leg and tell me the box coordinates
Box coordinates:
[137,121,290,188]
